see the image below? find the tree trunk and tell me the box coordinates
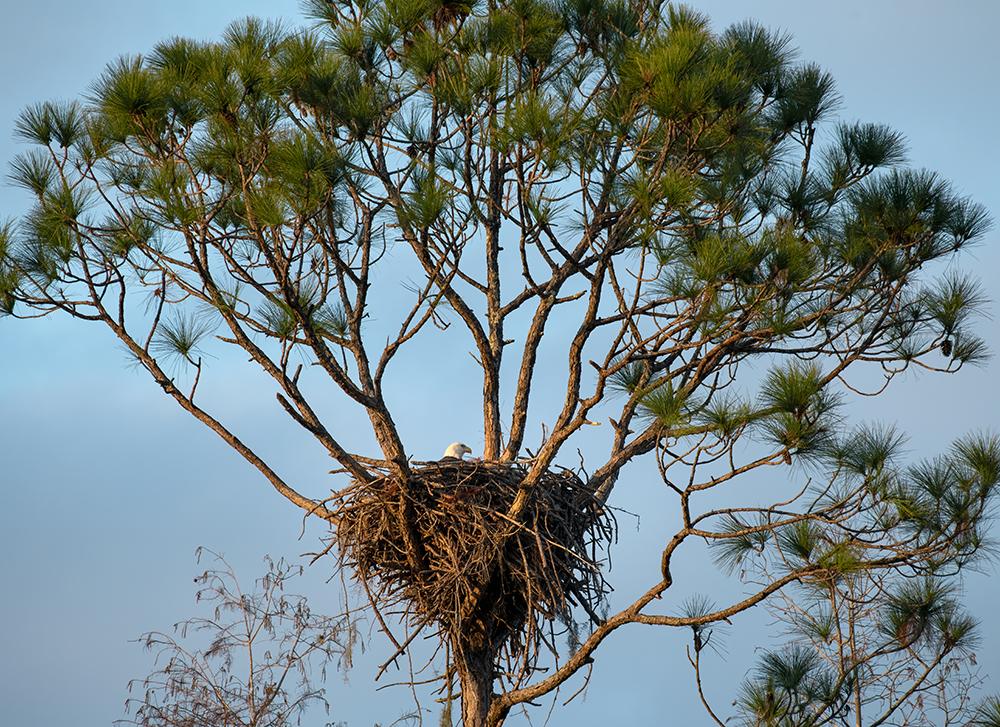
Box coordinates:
[457,647,494,727]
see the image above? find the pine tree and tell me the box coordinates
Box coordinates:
[2,2,997,725]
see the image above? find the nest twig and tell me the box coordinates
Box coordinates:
[330,459,614,681]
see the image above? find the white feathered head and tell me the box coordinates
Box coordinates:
[442,442,473,460]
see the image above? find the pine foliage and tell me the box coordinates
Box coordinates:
[2,2,997,725]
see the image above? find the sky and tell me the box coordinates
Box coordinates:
[1,2,999,726]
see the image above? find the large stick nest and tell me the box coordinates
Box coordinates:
[332,460,614,669]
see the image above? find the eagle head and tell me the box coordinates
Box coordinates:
[442,442,473,460]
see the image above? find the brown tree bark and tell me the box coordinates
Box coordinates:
[457,647,494,727]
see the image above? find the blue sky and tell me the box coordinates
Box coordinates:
[1,2,999,725]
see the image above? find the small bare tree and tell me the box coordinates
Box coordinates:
[3,1,998,724]
[119,551,354,727]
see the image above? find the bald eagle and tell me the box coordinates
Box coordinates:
[442,442,473,460]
